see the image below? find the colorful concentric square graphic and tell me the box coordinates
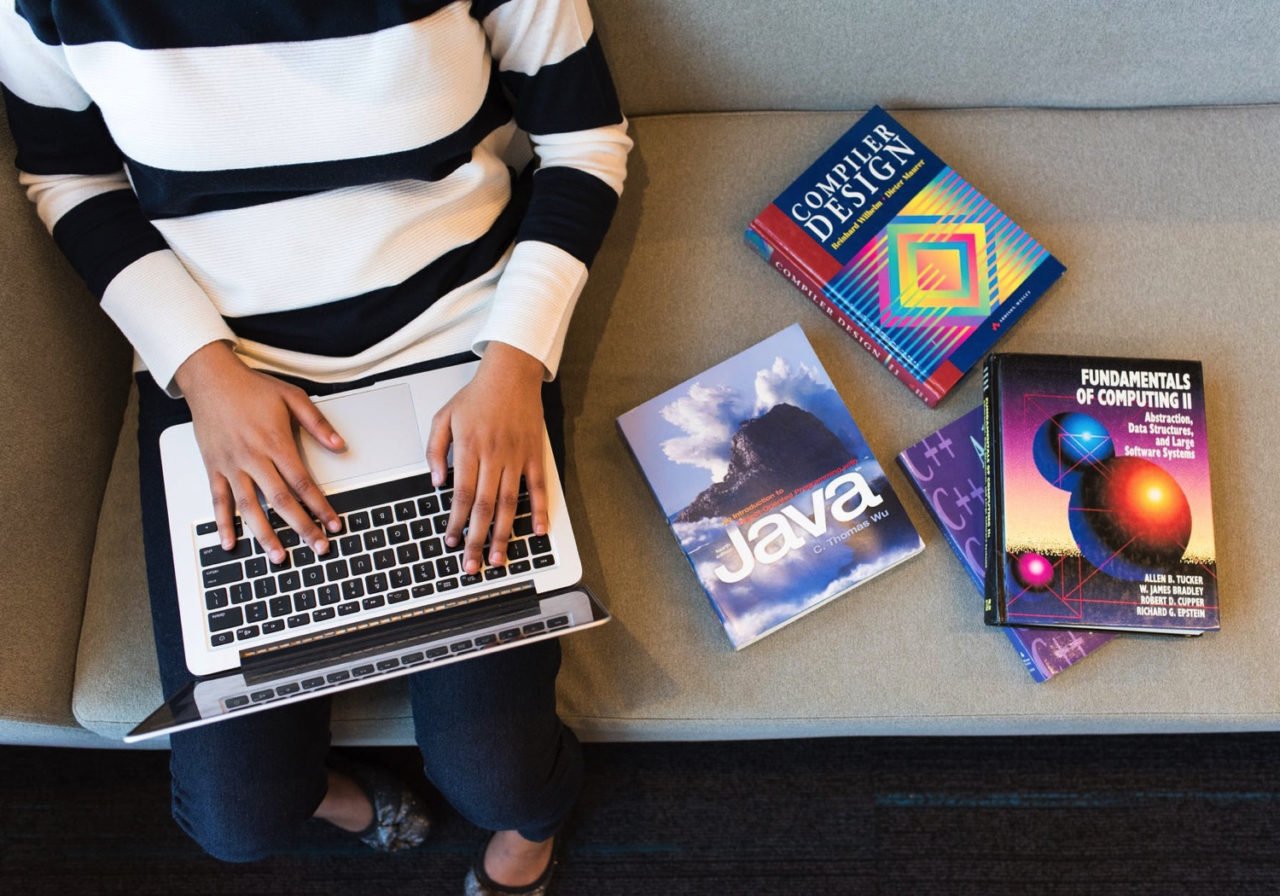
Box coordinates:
[878,219,994,328]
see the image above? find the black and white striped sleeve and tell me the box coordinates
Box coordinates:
[1,5,235,393]
[471,0,631,376]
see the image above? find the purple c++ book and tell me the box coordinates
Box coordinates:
[896,407,1115,682]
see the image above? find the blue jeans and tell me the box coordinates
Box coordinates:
[136,354,582,862]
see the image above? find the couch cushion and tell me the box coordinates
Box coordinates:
[74,105,1280,742]
[594,1,1280,115]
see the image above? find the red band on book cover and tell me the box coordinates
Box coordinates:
[753,205,842,283]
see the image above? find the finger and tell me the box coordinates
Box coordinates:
[272,456,335,553]
[463,460,502,574]
[525,452,551,538]
[284,387,344,451]
[254,462,327,558]
[233,471,283,563]
[488,468,522,567]
[445,443,478,554]
[210,474,238,550]
[426,406,452,488]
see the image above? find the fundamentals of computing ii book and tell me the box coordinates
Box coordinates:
[746,106,1065,407]
[897,407,1115,681]
[983,353,1219,635]
[617,324,923,649]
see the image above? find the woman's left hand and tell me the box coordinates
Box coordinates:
[427,342,551,575]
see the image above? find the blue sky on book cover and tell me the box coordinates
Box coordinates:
[897,407,1115,681]
[618,324,923,648]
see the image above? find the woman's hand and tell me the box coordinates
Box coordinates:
[174,341,346,563]
[427,342,550,575]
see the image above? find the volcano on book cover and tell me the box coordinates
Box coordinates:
[617,325,923,649]
[984,354,1219,635]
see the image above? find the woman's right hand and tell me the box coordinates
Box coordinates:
[174,341,345,563]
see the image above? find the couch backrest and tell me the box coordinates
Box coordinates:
[594,0,1280,116]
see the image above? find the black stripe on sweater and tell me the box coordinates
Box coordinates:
[224,166,533,357]
[3,87,123,176]
[500,34,623,136]
[518,166,618,267]
[126,76,513,220]
[50,189,170,298]
[17,0,461,48]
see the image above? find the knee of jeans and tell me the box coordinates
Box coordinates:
[170,780,307,863]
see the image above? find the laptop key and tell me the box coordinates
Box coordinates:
[196,520,218,536]
[278,571,301,592]
[412,561,435,583]
[254,578,277,599]
[246,601,268,623]
[349,554,373,576]
[529,535,552,555]
[235,625,260,641]
[230,582,254,604]
[388,589,410,604]
[498,628,521,642]
[276,683,301,696]
[419,537,443,558]
[373,549,396,570]
[394,501,416,521]
[507,540,529,560]
[411,584,434,599]
[294,545,316,566]
[302,566,324,587]
[245,556,267,578]
[262,619,284,634]
[318,585,341,606]
[313,607,335,622]
[251,689,275,702]
[277,528,300,549]
[337,602,360,617]
[372,506,394,527]
[388,524,410,545]
[341,580,365,601]
[533,554,556,569]
[365,573,389,594]
[410,519,432,539]
[426,647,449,659]
[522,621,546,635]
[390,568,411,589]
[211,632,234,647]
[433,515,450,535]
[513,516,534,537]
[436,577,459,592]
[286,613,310,628]
[325,559,349,581]
[302,677,325,689]
[347,511,371,532]
[269,596,291,617]
[353,664,376,677]
[397,544,420,565]
[294,590,317,611]
[208,607,243,632]
[225,695,250,708]
[205,588,229,610]
[417,494,440,515]
[364,529,387,550]
[199,539,252,567]
[450,640,473,653]
[547,615,570,630]
[362,595,386,611]
[483,567,507,581]
[202,563,244,589]
[437,556,460,577]
[327,670,350,683]
[508,560,531,575]
[339,535,362,555]
[378,658,401,671]
[475,634,497,647]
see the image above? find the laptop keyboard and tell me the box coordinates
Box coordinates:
[195,472,557,650]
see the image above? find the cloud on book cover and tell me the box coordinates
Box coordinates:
[712,538,923,645]
[659,355,857,481]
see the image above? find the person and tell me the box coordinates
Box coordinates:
[1,1,631,892]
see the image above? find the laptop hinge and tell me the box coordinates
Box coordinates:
[236,581,538,676]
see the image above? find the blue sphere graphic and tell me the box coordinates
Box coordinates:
[1033,412,1114,492]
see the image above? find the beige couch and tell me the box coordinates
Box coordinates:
[4,1,1279,747]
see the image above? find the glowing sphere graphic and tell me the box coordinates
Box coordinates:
[1033,412,1115,491]
[1010,551,1055,590]
[1068,456,1192,581]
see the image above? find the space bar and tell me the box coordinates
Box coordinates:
[327,474,435,515]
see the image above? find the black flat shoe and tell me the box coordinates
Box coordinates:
[327,753,431,853]
[463,835,557,895]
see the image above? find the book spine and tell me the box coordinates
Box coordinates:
[982,357,1006,625]
[746,216,943,407]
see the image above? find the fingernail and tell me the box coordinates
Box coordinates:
[329,433,344,448]
[223,539,235,550]
[535,523,547,536]
[272,550,285,563]
[466,558,479,574]
[445,535,457,547]
[314,539,328,554]
[432,472,442,487]
[490,551,503,566]
[327,519,342,533]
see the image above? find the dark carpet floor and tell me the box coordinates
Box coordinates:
[3,734,1279,895]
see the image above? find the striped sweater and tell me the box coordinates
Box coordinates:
[1,0,631,393]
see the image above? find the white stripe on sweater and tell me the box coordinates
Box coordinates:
[63,5,494,170]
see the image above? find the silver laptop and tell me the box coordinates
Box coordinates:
[126,358,608,742]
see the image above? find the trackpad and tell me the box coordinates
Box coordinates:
[299,383,424,487]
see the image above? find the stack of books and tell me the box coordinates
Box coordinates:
[617,106,1219,678]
